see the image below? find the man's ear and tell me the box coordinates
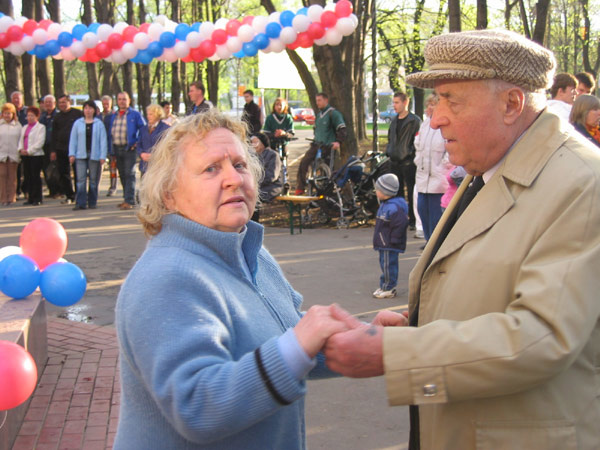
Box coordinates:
[503,87,525,125]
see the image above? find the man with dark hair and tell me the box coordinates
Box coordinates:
[385,91,422,229]
[39,94,60,198]
[575,72,595,96]
[188,81,213,114]
[294,92,346,195]
[51,94,82,204]
[242,89,262,135]
[160,100,178,125]
[547,72,577,121]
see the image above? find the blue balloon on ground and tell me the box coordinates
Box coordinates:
[57,32,73,47]
[72,24,87,40]
[159,31,176,48]
[265,22,281,39]
[280,10,295,27]
[40,262,87,307]
[0,254,40,299]
[253,33,269,50]
[242,42,258,57]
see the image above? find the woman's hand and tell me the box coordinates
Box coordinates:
[371,310,409,327]
[140,153,151,162]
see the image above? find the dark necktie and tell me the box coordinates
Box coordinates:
[455,176,485,219]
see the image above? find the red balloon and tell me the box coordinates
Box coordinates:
[241,16,254,25]
[85,48,101,63]
[226,19,241,36]
[199,40,216,57]
[321,11,338,28]
[96,42,112,58]
[287,41,300,51]
[6,25,23,42]
[182,54,193,63]
[122,25,138,43]
[212,29,228,45]
[19,218,68,270]
[38,19,53,30]
[139,23,151,33]
[0,341,38,411]
[0,33,10,49]
[335,0,353,18]
[307,22,325,40]
[190,47,204,62]
[107,33,124,49]
[23,20,38,36]
[297,32,313,48]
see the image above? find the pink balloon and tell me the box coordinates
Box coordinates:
[0,341,38,411]
[335,0,353,18]
[321,11,338,28]
[212,29,228,45]
[226,19,241,36]
[19,218,68,270]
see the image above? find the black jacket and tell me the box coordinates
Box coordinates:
[386,112,421,163]
[52,108,83,153]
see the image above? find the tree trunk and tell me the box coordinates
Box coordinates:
[136,0,151,112]
[206,61,219,106]
[21,0,36,105]
[532,0,551,44]
[122,0,135,103]
[170,0,182,113]
[477,0,488,29]
[0,0,22,99]
[96,0,116,97]
[46,0,65,96]
[35,0,51,96]
[448,0,461,32]
[518,0,531,39]
[82,0,99,99]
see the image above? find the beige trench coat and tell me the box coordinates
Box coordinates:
[383,112,600,449]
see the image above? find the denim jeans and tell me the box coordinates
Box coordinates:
[417,192,444,241]
[114,145,136,205]
[378,250,399,291]
[75,159,101,208]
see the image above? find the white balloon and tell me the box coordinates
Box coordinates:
[307,5,324,22]
[198,22,215,40]
[216,44,231,59]
[148,23,164,40]
[112,50,127,64]
[21,36,35,51]
[173,41,190,58]
[268,12,281,23]
[15,16,28,26]
[186,31,202,48]
[292,15,310,33]
[350,14,358,27]
[133,32,150,50]
[53,51,63,60]
[164,18,178,33]
[47,23,62,39]
[336,17,356,36]
[225,36,242,53]
[279,27,297,45]
[57,257,68,263]
[325,3,336,11]
[32,29,48,45]
[114,22,128,34]
[208,53,221,62]
[252,16,268,34]
[155,15,168,26]
[63,23,75,33]
[8,42,24,56]
[0,16,15,33]
[325,28,343,46]
[69,41,86,57]
[163,47,178,62]
[314,36,328,46]
[215,18,228,30]
[237,24,255,43]
[97,24,113,41]
[269,38,285,53]
[61,48,75,61]
[82,32,99,48]
[122,42,137,59]
[0,246,22,262]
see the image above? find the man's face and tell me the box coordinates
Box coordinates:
[163,104,172,115]
[393,96,409,114]
[556,85,577,104]
[576,82,591,97]
[44,97,56,113]
[243,93,253,104]
[11,93,23,109]
[117,94,130,110]
[57,97,70,112]
[315,95,328,110]
[431,79,511,176]
[102,98,112,112]
[188,85,203,103]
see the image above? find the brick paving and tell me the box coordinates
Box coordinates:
[11,317,120,450]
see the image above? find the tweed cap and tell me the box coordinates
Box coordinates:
[406,29,556,92]
[375,174,399,197]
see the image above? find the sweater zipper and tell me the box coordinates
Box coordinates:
[253,281,289,331]
[379,232,387,247]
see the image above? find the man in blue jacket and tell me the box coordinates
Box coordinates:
[107,92,146,210]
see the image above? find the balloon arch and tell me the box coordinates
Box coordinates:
[0,1,357,64]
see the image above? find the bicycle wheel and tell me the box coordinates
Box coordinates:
[313,161,331,191]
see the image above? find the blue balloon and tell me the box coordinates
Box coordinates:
[88,23,100,33]
[280,10,295,27]
[175,24,190,41]
[147,42,163,58]
[72,24,87,40]
[159,31,176,48]
[40,262,87,307]
[27,49,35,55]
[0,13,4,18]
[242,42,258,57]
[57,32,73,47]
[138,49,154,64]
[233,50,245,58]
[34,45,49,59]
[191,22,201,32]
[265,22,281,39]
[253,33,269,50]
[297,7,308,15]
[45,40,61,56]
[0,254,40,299]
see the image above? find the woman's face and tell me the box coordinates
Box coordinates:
[250,136,265,153]
[147,110,158,125]
[273,101,283,114]
[26,111,38,124]
[2,110,13,122]
[585,108,600,128]
[83,105,95,119]
[165,127,257,233]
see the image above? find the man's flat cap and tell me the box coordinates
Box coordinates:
[406,29,556,92]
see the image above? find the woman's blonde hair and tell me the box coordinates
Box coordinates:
[137,110,263,236]
[569,94,600,127]
[1,102,16,121]
[272,97,289,114]
[146,103,165,120]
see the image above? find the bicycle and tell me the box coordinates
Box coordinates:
[305,139,338,197]
[265,132,295,196]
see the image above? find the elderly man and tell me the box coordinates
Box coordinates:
[325,30,600,449]
[39,95,60,198]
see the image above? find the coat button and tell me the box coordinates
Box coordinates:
[423,384,437,396]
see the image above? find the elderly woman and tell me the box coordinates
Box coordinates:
[114,111,372,449]
[68,100,107,210]
[0,103,23,205]
[18,106,46,206]
[137,104,170,175]
[569,94,600,148]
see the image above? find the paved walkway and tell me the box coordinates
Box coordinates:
[11,318,119,450]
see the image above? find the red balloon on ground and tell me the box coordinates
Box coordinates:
[0,341,38,411]
[19,218,68,270]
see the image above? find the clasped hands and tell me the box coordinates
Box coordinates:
[293,304,408,378]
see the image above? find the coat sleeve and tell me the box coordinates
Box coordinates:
[97,121,108,160]
[68,122,78,158]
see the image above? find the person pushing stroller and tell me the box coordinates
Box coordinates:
[372,174,409,299]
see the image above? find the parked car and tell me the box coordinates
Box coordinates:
[379,107,397,123]
[291,107,315,125]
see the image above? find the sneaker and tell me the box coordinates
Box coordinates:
[294,188,305,195]
[372,288,383,297]
[373,288,397,299]
[106,190,116,197]
[61,198,73,205]
[414,230,424,239]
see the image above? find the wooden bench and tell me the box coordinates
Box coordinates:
[275,195,321,234]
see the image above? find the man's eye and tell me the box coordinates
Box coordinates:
[234,162,247,170]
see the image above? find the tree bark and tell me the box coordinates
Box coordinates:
[96,0,116,97]
[46,0,65,96]
[532,0,551,44]
[21,0,36,105]
[136,0,151,112]
[448,0,461,32]
[0,0,22,100]
[35,0,51,97]
[170,0,182,112]
[82,0,99,99]
[477,0,488,30]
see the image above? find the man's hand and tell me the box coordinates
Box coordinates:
[372,310,409,327]
[50,152,56,161]
[140,153,151,162]
[331,141,341,151]
[69,156,75,164]
[324,324,384,378]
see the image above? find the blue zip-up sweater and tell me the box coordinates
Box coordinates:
[106,107,146,155]
[68,118,108,160]
[115,215,334,449]
[373,196,409,251]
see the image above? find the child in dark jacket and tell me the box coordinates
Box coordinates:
[373,173,409,298]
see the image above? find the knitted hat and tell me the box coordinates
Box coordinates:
[375,174,399,197]
[252,132,270,149]
[406,29,556,92]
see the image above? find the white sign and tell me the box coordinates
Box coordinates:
[257,48,313,90]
